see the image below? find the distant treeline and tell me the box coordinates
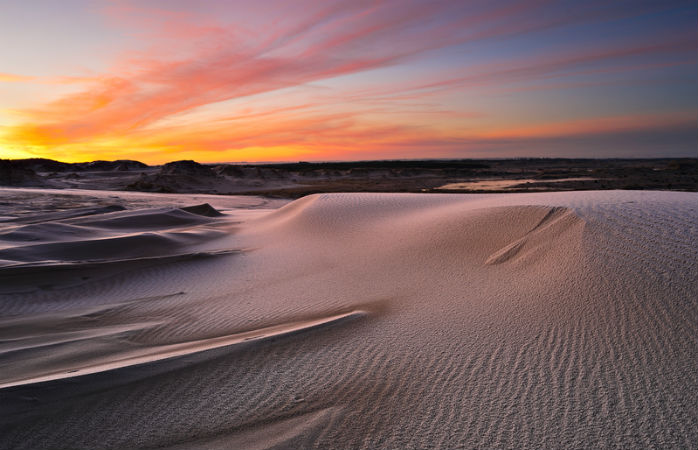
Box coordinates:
[4,157,697,172]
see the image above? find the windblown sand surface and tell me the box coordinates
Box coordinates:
[0,189,696,449]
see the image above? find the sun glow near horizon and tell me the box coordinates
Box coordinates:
[1,0,696,164]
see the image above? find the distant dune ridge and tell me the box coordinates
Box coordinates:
[0,189,696,449]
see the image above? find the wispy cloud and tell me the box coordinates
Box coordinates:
[0,73,35,83]
[2,0,696,161]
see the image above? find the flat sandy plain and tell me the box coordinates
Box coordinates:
[0,187,696,449]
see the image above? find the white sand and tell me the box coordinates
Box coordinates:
[0,189,696,449]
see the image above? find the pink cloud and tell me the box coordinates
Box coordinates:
[3,0,695,161]
[368,34,696,99]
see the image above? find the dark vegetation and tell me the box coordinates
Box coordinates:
[1,157,696,197]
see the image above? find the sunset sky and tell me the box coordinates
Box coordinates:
[1,0,696,164]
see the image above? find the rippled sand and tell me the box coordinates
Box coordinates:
[0,189,696,449]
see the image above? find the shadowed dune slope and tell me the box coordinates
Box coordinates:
[0,204,229,268]
[0,190,696,449]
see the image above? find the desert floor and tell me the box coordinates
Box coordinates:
[0,188,696,449]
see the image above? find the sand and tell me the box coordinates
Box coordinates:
[0,188,696,449]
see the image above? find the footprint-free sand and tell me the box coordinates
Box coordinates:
[0,188,696,449]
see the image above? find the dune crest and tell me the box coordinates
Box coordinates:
[0,190,696,449]
[0,204,232,269]
[484,206,581,265]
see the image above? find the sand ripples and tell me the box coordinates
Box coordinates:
[0,191,696,449]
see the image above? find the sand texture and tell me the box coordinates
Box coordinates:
[0,189,696,449]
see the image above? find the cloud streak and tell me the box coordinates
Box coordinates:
[0,73,35,83]
[1,0,696,161]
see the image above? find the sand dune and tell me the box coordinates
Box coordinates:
[0,189,696,449]
[0,204,229,268]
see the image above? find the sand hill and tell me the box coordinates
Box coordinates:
[0,189,696,449]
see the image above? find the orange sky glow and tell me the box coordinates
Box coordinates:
[1,0,696,164]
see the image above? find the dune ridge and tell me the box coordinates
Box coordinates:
[0,190,696,449]
[0,309,364,389]
[0,204,232,269]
